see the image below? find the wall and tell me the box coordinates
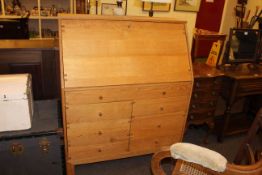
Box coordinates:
[92,0,197,50]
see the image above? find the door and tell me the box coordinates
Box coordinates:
[193,0,226,58]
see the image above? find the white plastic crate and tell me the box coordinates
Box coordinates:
[0,74,33,132]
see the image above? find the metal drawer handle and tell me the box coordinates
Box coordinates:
[193,93,198,99]
[10,143,24,155]
[39,138,50,153]
[196,82,200,88]
[212,91,217,96]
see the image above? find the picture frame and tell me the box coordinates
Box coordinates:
[142,2,171,12]
[174,0,201,12]
[101,3,117,15]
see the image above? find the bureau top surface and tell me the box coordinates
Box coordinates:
[193,63,224,78]
[59,15,193,88]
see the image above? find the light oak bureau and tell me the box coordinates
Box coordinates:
[58,15,193,175]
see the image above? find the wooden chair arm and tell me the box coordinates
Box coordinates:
[151,147,172,175]
[226,158,262,175]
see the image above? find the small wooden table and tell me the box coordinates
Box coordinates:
[218,63,262,142]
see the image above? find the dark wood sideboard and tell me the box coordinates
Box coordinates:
[187,63,224,142]
[0,40,60,100]
[188,63,262,142]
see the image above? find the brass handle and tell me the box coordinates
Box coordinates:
[190,115,194,120]
[10,143,24,155]
[192,104,197,109]
[39,138,50,153]
[193,93,198,99]
[196,82,200,88]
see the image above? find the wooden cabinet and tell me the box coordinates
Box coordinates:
[187,63,224,142]
[59,15,193,175]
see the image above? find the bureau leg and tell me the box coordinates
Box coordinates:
[218,106,231,142]
[66,162,75,175]
[203,120,214,144]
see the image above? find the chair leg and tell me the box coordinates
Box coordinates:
[203,121,214,144]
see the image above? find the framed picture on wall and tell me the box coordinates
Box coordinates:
[142,2,171,12]
[174,0,201,12]
[101,3,117,15]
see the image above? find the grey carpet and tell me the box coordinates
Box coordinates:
[76,127,251,175]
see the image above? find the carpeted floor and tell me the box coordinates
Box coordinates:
[76,126,255,175]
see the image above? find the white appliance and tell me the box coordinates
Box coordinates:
[0,74,33,132]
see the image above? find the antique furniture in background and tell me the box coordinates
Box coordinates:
[59,15,193,175]
[187,63,224,143]
[0,40,60,100]
[191,28,226,63]
[0,100,64,175]
[218,63,262,142]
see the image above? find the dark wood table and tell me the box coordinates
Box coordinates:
[218,63,262,142]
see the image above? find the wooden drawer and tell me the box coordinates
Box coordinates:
[66,101,132,124]
[188,111,214,122]
[68,141,129,164]
[130,112,185,139]
[65,82,192,105]
[189,100,216,112]
[129,136,178,153]
[194,77,222,90]
[132,97,188,116]
[237,78,262,96]
[191,90,219,102]
[67,119,130,146]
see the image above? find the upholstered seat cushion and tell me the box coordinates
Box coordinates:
[170,143,227,172]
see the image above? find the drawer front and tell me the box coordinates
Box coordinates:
[130,112,185,139]
[66,101,132,124]
[189,100,216,112]
[67,119,130,146]
[132,97,189,116]
[237,78,262,96]
[65,82,192,105]
[188,111,214,122]
[191,90,219,101]
[68,140,129,164]
[129,112,185,152]
[194,77,222,91]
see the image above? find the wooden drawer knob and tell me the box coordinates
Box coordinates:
[98,149,102,152]
[162,91,166,95]
[98,112,103,117]
[99,96,103,100]
[160,107,164,111]
[192,104,197,109]
[189,115,194,120]
[193,93,198,99]
[196,82,200,88]
[211,91,217,96]
[98,131,103,135]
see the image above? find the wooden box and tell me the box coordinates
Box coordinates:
[59,15,193,174]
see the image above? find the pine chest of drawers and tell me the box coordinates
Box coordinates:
[59,15,193,175]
